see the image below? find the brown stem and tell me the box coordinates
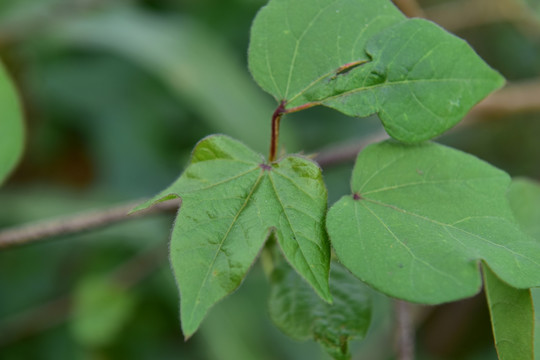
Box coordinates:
[2,78,537,252]
[314,130,389,168]
[285,102,319,114]
[0,132,382,250]
[424,0,532,33]
[466,78,540,118]
[269,100,286,162]
[395,300,415,360]
[0,198,180,249]
[392,0,425,18]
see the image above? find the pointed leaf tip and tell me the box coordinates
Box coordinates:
[151,135,330,336]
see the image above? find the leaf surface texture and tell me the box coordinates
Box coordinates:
[136,135,330,337]
[269,259,371,360]
[327,141,540,303]
[249,0,504,142]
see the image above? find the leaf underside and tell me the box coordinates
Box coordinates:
[269,259,372,360]
[327,141,540,304]
[135,135,331,337]
[482,264,534,360]
[0,61,24,184]
[249,0,504,143]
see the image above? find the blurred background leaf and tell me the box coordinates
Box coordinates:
[71,274,137,348]
[0,61,23,184]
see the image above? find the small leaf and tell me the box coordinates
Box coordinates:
[327,141,540,304]
[482,263,534,360]
[269,259,372,360]
[0,61,24,185]
[136,135,330,337]
[71,275,136,348]
[507,178,540,360]
[249,0,503,143]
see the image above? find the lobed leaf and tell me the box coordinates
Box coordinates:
[482,264,534,360]
[249,0,504,143]
[327,141,540,304]
[269,259,372,360]
[135,135,330,337]
[0,61,24,185]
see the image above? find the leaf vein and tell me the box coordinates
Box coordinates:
[268,175,326,291]
[187,171,265,324]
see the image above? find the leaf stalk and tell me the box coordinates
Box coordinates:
[269,100,286,162]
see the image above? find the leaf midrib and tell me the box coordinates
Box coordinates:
[187,169,265,325]
[268,170,328,299]
[360,176,504,196]
[287,52,491,108]
[360,200,462,288]
[320,77,494,103]
[362,198,540,267]
[283,0,339,99]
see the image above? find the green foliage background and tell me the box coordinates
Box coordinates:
[0,0,539,359]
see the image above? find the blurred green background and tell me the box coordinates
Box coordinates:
[0,0,539,359]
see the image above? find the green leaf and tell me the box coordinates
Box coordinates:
[248,0,504,143]
[508,179,540,241]
[269,259,372,360]
[482,264,534,360]
[0,61,24,185]
[135,135,330,337]
[507,178,540,360]
[71,275,137,348]
[249,0,404,101]
[326,141,540,304]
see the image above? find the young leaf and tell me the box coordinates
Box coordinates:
[482,264,534,360]
[327,141,540,304]
[507,178,540,360]
[249,0,504,143]
[269,259,372,360]
[0,61,24,185]
[135,135,330,337]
